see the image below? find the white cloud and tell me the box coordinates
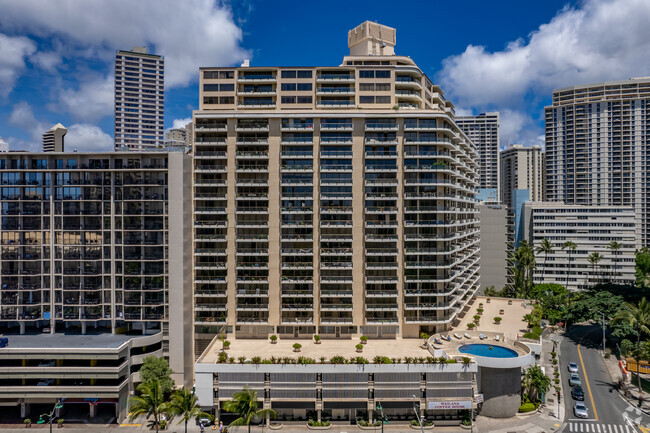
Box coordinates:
[0,33,36,98]
[30,50,62,72]
[170,117,192,130]
[439,0,650,145]
[54,74,114,122]
[65,123,113,152]
[0,0,249,88]
[8,101,50,140]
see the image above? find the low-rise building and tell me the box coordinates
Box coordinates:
[522,202,639,290]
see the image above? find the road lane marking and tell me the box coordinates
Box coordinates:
[597,425,601,433]
[577,343,599,421]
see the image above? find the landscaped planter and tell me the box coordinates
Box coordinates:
[460,424,472,430]
[409,424,434,430]
[516,408,540,417]
[268,424,283,430]
[357,425,382,430]
[307,425,331,430]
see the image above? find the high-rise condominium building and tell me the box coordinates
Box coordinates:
[522,202,638,291]
[456,112,500,197]
[0,151,192,420]
[499,145,544,210]
[42,123,67,153]
[165,127,187,147]
[545,77,650,246]
[114,47,165,150]
[192,21,480,355]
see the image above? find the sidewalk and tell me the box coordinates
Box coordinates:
[602,352,650,416]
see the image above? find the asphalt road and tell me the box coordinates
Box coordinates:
[560,325,650,433]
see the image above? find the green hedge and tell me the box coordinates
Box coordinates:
[518,402,536,413]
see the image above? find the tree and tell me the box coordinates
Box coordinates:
[139,356,175,397]
[535,238,554,285]
[522,365,551,403]
[128,379,168,433]
[588,252,603,286]
[607,240,622,281]
[530,283,567,324]
[511,240,536,298]
[222,387,277,433]
[562,241,577,290]
[636,247,650,289]
[167,388,212,433]
[613,297,650,394]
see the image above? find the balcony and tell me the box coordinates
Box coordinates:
[194,165,227,173]
[194,123,227,132]
[365,123,398,131]
[316,73,355,82]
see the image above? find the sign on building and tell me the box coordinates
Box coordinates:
[427,401,472,410]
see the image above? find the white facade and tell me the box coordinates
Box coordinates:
[545,77,650,246]
[523,202,638,291]
[456,113,500,196]
[500,145,543,209]
[114,47,165,149]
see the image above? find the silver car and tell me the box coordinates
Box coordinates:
[569,373,582,387]
[574,401,588,418]
[568,362,579,373]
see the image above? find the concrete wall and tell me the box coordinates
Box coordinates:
[478,203,508,292]
[479,366,521,418]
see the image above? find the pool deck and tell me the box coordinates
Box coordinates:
[427,330,528,359]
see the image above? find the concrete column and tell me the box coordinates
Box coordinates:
[317,409,321,423]
[20,322,25,334]
[368,408,373,423]
[90,403,97,418]
[266,411,270,427]
[81,322,87,335]
[20,402,30,418]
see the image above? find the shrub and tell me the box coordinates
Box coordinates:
[356,343,363,351]
[293,343,302,351]
[467,323,476,329]
[308,420,331,427]
[410,420,419,426]
[494,317,502,323]
[313,334,320,342]
[477,308,484,315]
[238,356,246,364]
[24,419,31,425]
[445,358,457,363]
[270,335,278,342]
[550,351,557,357]
[320,356,326,363]
[360,336,368,343]
[218,352,228,363]
[159,419,167,429]
[518,402,536,413]
[330,355,346,364]
[223,340,231,348]
[554,378,560,384]
[462,357,472,365]
[552,358,557,365]
[553,371,559,378]
[473,315,481,321]
[252,356,261,364]
[461,410,471,426]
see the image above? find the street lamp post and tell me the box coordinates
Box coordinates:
[595,311,606,352]
[37,399,64,433]
[412,395,424,433]
[375,402,387,433]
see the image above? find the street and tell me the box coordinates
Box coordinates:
[560,325,650,433]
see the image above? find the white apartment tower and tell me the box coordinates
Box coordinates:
[114,47,165,150]
[456,112,500,197]
[545,77,650,246]
[500,145,544,210]
[192,22,480,353]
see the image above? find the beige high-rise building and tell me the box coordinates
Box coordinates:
[499,145,543,210]
[545,77,650,246]
[42,123,67,153]
[456,112,500,197]
[192,21,480,353]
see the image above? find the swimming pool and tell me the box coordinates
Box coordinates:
[458,343,518,358]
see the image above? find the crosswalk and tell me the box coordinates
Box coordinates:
[567,423,636,433]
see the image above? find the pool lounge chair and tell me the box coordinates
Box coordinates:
[464,333,471,339]
[479,334,485,340]
[454,333,462,340]
[445,335,452,341]
[434,338,442,345]
[495,335,500,341]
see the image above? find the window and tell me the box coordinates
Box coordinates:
[375,70,391,78]
[220,83,234,91]
[281,83,297,91]
[297,70,312,78]
[297,96,312,104]
[203,71,218,79]
[359,70,374,78]
[297,83,312,91]
[203,84,219,91]
[360,83,374,91]
[282,96,296,104]
[376,83,390,91]
[220,71,234,79]
[376,96,391,103]
[220,97,234,104]
[360,96,374,103]
[281,70,297,78]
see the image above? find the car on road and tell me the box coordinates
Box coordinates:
[571,385,584,401]
[574,401,588,418]
[197,418,212,426]
[569,373,582,387]
[568,362,579,373]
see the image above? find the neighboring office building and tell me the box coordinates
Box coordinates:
[456,112,500,199]
[545,77,650,246]
[522,201,638,291]
[0,151,193,421]
[499,145,543,210]
[477,202,508,293]
[192,21,480,355]
[42,123,67,153]
[114,47,165,150]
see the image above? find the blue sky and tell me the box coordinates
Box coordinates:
[1,0,649,152]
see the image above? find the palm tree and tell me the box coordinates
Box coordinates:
[223,387,277,433]
[587,252,603,286]
[562,241,577,290]
[512,240,536,298]
[522,365,551,403]
[128,379,168,433]
[613,298,650,394]
[535,238,554,285]
[167,388,212,433]
[607,240,622,282]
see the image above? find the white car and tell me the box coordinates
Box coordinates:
[574,401,588,418]
[568,362,579,373]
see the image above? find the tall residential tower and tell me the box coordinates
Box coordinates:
[545,77,650,246]
[192,21,480,354]
[456,112,500,198]
[114,47,165,150]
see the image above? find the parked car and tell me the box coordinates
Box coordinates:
[37,379,55,386]
[569,373,582,387]
[568,362,579,373]
[38,360,55,367]
[571,385,584,401]
[574,401,588,418]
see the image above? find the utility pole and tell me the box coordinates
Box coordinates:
[412,395,425,433]
[601,312,606,353]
